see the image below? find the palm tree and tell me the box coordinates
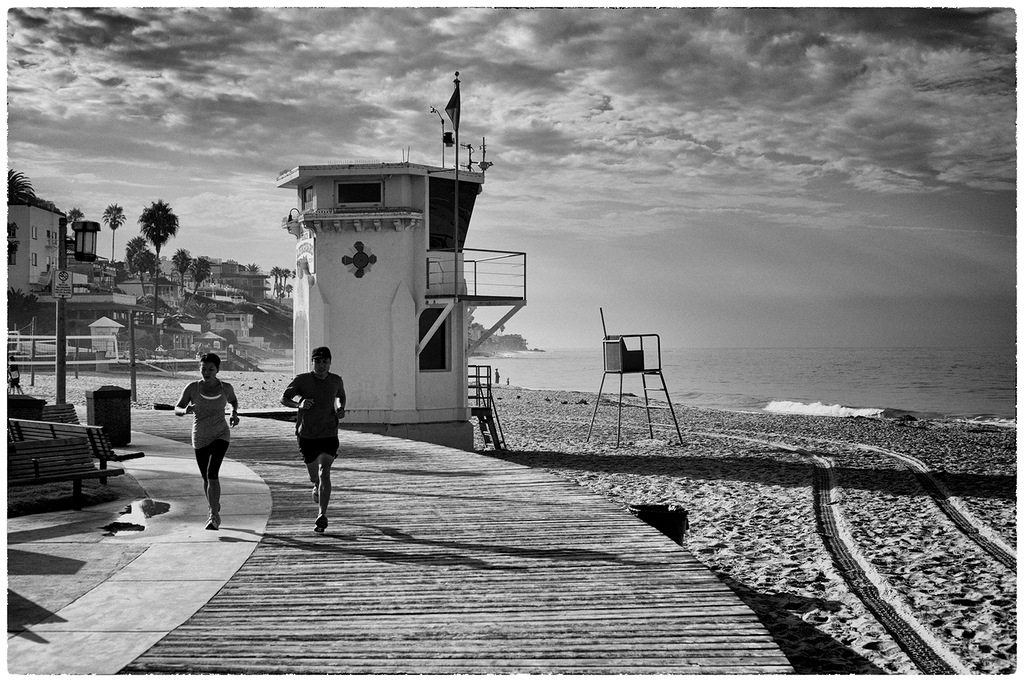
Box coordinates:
[7,287,41,331]
[137,250,160,283]
[183,298,216,322]
[171,248,193,301]
[246,263,261,272]
[102,204,125,263]
[124,236,152,279]
[189,256,211,297]
[8,170,35,204]
[66,207,84,225]
[138,200,179,345]
[269,266,285,299]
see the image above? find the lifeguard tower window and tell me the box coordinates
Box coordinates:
[419,308,449,371]
[301,186,314,209]
[428,178,478,250]
[337,181,382,206]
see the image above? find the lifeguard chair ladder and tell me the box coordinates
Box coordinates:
[469,365,505,450]
[586,309,683,447]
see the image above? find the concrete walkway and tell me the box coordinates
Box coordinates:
[7,430,272,674]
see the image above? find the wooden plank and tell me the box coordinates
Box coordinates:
[124,413,792,674]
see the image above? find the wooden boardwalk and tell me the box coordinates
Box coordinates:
[122,412,792,674]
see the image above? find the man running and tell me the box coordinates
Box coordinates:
[281,346,346,533]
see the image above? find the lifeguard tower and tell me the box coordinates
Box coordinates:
[277,161,525,450]
[587,309,683,446]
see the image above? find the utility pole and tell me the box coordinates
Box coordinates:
[129,312,138,401]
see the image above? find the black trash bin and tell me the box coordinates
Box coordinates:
[8,394,46,421]
[86,385,132,446]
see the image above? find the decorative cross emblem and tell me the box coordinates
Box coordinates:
[342,241,377,278]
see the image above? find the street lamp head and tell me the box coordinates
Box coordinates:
[71,220,100,262]
[283,208,303,237]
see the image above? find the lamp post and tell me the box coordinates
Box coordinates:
[55,219,100,404]
[429,107,447,167]
[55,217,69,404]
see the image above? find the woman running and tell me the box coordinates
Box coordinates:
[175,352,239,530]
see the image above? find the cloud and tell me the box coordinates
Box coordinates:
[7,7,1015,348]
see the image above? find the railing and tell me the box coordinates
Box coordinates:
[467,364,493,409]
[426,249,526,300]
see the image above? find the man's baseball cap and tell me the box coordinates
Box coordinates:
[311,346,332,360]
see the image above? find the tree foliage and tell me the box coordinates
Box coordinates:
[102,203,125,262]
[7,288,41,332]
[124,236,153,278]
[7,169,35,205]
[137,199,179,258]
[138,199,179,341]
[171,248,193,296]
[8,221,19,260]
[189,256,212,295]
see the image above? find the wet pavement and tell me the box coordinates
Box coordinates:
[6,430,272,674]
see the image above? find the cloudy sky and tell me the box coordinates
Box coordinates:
[6,7,1016,350]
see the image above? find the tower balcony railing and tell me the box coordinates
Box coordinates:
[426,249,526,304]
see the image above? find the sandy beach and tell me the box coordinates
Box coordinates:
[15,368,1017,674]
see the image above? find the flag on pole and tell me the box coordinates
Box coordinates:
[445,72,461,132]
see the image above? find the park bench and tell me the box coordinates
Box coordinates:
[8,418,145,476]
[40,403,81,424]
[8,437,125,508]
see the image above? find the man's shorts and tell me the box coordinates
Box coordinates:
[298,436,340,464]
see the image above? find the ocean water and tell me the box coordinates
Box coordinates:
[472,347,1016,425]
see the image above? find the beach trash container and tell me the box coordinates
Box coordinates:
[87,385,132,446]
[8,394,46,421]
[628,504,689,545]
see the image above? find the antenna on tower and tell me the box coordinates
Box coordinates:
[478,137,493,172]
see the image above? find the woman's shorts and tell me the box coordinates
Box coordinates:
[298,436,340,464]
[194,439,230,478]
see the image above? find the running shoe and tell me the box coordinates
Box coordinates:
[206,512,220,531]
[314,515,328,533]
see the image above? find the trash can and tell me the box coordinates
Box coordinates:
[86,385,132,446]
[8,394,46,421]
[628,504,689,545]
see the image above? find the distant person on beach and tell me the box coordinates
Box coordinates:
[494,369,500,385]
[175,353,239,531]
[8,356,22,394]
[281,346,346,534]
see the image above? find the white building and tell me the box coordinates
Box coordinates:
[7,203,65,294]
[278,162,526,450]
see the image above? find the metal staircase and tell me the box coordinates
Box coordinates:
[468,364,505,450]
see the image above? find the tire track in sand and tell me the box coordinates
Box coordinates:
[701,432,972,675]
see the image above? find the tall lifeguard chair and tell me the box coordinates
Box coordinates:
[587,309,683,446]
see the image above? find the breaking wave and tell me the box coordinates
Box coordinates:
[765,400,884,418]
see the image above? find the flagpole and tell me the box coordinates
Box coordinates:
[450,72,460,304]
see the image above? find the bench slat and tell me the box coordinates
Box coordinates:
[7,435,126,507]
[8,418,145,464]
[9,468,125,486]
[9,438,96,476]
